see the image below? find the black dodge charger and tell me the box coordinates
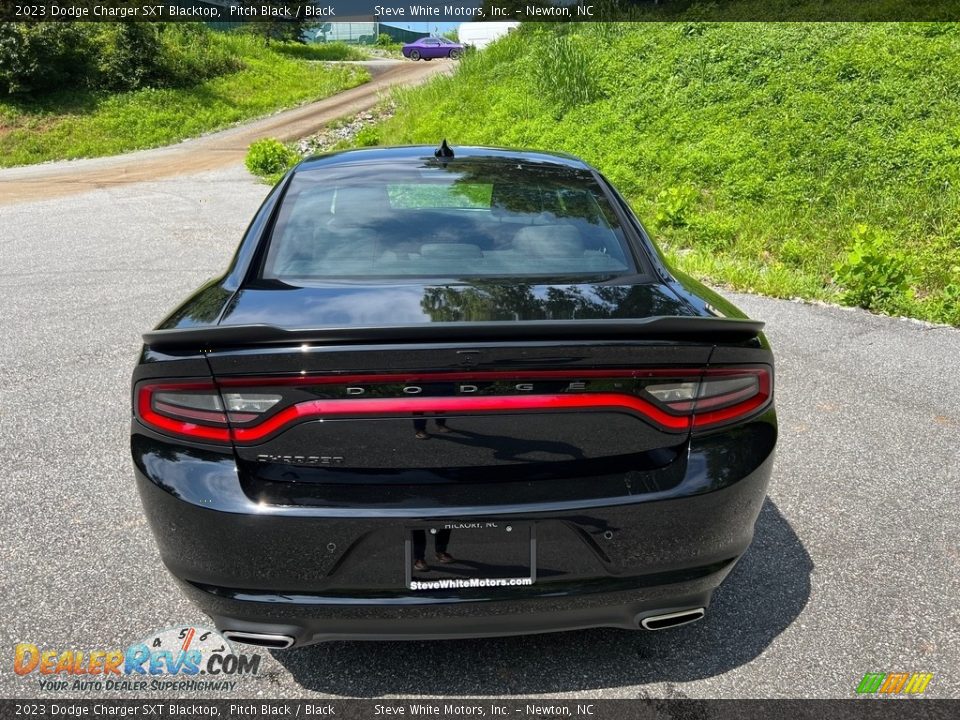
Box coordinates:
[131,144,776,648]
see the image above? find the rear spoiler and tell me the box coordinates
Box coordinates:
[143,317,764,350]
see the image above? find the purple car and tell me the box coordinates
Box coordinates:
[402,36,464,61]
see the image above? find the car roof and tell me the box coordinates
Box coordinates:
[296,145,592,172]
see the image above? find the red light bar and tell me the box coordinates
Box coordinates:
[135,366,772,444]
[230,393,691,443]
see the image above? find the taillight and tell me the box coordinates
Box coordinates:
[642,366,772,430]
[135,366,771,444]
[135,382,281,443]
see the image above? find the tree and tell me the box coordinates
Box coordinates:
[240,2,308,44]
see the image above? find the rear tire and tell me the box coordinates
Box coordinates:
[410,50,421,61]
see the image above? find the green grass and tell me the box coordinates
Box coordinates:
[368,23,960,326]
[0,34,369,168]
[374,36,405,55]
[271,41,369,62]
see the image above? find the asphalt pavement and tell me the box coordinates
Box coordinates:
[0,165,957,699]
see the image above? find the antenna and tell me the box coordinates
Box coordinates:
[434,139,454,159]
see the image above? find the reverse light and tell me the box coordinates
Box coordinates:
[222,393,282,414]
[645,382,698,405]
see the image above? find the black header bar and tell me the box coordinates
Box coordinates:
[3,1,960,23]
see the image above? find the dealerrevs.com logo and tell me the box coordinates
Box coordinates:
[14,626,261,692]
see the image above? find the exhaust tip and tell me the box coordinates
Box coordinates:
[639,608,705,631]
[222,631,295,649]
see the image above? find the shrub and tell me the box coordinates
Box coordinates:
[922,277,960,326]
[156,24,244,86]
[832,225,914,311]
[240,20,308,45]
[93,23,166,92]
[375,34,401,50]
[655,185,699,229]
[245,138,299,178]
[354,126,381,147]
[0,22,244,96]
[0,24,95,95]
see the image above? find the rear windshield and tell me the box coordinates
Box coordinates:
[260,159,640,281]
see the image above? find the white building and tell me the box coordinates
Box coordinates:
[458,21,520,50]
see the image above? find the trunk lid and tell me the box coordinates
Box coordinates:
[143,281,765,508]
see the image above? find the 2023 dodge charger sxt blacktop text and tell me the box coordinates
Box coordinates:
[131,144,776,648]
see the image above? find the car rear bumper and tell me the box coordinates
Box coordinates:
[178,576,719,645]
[133,416,776,646]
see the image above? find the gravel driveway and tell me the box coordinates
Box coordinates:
[0,60,449,207]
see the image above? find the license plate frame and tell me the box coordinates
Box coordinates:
[405,521,536,591]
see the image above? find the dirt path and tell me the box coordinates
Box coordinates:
[0,60,449,206]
